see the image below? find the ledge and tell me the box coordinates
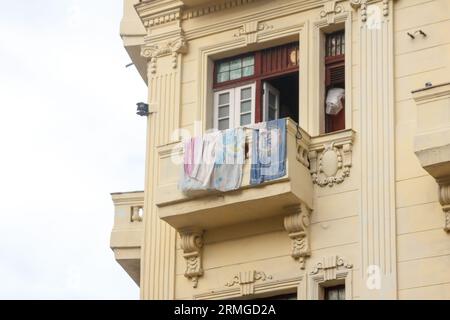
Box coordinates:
[110,191,144,286]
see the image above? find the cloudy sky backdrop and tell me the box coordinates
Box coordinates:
[0,0,146,299]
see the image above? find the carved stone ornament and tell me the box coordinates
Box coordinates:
[320,0,344,24]
[234,21,273,45]
[438,181,450,232]
[179,229,204,288]
[225,270,272,296]
[310,256,353,281]
[350,0,392,22]
[141,36,188,74]
[284,204,312,269]
[309,141,352,187]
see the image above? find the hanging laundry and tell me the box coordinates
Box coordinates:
[179,131,221,192]
[180,128,245,193]
[250,118,287,185]
[183,137,195,177]
[212,127,245,192]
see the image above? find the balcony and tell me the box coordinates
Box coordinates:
[412,82,450,231]
[110,191,144,285]
[154,119,313,230]
[413,82,450,180]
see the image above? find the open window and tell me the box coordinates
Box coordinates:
[324,30,346,133]
[263,73,299,122]
[213,42,300,130]
[213,83,256,130]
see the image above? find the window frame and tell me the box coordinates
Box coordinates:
[213,83,256,130]
[213,53,258,89]
[213,42,300,125]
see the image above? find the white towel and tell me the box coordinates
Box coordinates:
[326,88,345,115]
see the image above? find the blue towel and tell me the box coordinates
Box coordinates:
[250,119,286,185]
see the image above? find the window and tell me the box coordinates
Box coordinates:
[324,285,345,300]
[214,83,256,130]
[213,42,300,130]
[216,55,255,84]
[324,30,346,133]
[257,293,297,300]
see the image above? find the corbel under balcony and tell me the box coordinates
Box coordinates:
[110,191,144,285]
[412,82,450,231]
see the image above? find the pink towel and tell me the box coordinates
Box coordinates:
[183,138,195,176]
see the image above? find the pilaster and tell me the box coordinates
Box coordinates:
[352,0,398,299]
[137,0,188,300]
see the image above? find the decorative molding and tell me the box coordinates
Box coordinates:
[320,0,343,25]
[134,0,184,28]
[179,229,204,288]
[195,276,303,300]
[382,0,389,16]
[141,35,187,74]
[438,182,450,232]
[233,21,273,45]
[350,0,395,22]
[310,256,353,278]
[308,256,353,300]
[350,0,368,22]
[309,142,352,187]
[309,130,355,188]
[284,204,312,269]
[225,270,273,296]
[181,0,257,20]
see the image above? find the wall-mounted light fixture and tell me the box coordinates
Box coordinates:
[136,102,150,117]
[407,29,427,39]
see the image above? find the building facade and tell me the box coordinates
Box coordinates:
[111,0,450,300]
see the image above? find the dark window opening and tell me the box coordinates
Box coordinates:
[325,30,346,134]
[324,284,346,300]
[256,293,297,300]
[262,72,299,122]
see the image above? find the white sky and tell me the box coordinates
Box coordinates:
[0,0,147,299]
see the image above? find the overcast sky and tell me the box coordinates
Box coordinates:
[0,0,147,299]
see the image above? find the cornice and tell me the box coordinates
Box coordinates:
[183,0,326,41]
[135,0,184,27]
[181,0,257,20]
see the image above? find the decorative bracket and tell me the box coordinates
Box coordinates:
[320,0,344,25]
[234,21,273,45]
[225,270,272,296]
[309,130,355,188]
[179,228,204,288]
[438,181,450,232]
[141,35,188,74]
[284,204,312,269]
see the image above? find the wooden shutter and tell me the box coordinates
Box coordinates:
[325,30,346,133]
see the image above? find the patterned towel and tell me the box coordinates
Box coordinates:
[250,119,287,185]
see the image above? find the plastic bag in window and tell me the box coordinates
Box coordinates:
[326,88,345,115]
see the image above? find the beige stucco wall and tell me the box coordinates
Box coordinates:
[393,0,450,299]
[113,0,450,300]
